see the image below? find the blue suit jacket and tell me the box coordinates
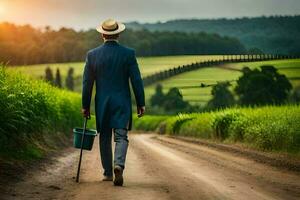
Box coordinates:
[82,41,145,132]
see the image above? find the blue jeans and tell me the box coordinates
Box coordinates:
[99,127,128,176]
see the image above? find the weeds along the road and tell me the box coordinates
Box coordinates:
[0,66,88,160]
[133,105,300,153]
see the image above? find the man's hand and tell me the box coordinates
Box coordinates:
[137,106,145,118]
[82,108,90,118]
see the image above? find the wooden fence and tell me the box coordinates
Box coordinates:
[142,54,300,87]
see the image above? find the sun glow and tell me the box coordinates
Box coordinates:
[0,4,5,16]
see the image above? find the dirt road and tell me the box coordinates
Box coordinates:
[2,133,300,200]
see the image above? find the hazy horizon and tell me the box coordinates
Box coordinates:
[1,0,300,30]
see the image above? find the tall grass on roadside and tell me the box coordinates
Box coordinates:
[0,66,82,160]
[133,106,300,153]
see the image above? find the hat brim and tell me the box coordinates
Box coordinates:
[96,22,126,35]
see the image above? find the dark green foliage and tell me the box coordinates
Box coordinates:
[207,81,235,109]
[0,23,246,65]
[126,16,300,56]
[150,85,192,114]
[121,29,246,57]
[235,65,292,105]
[54,68,62,88]
[66,67,74,91]
[45,66,54,84]
[150,84,165,106]
[163,88,190,111]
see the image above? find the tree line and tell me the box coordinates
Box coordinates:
[150,65,299,114]
[207,65,298,109]
[0,22,247,65]
[127,15,300,56]
[45,67,75,91]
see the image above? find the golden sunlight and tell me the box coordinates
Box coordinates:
[0,3,6,16]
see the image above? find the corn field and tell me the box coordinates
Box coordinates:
[0,66,83,159]
[133,106,300,153]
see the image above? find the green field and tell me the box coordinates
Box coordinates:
[0,66,86,160]
[3,58,300,158]
[9,55,223,92]
[223,59,300,85]
[133,105,300,153]
[9,57,300,106]
[145,59,300,105]
[9,55,224,78]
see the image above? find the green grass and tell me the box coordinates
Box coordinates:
[9,55,224,78]
[223,59,300,86]
[0,66,84,160]
[8,55,224,92]
[145,67,241,105]
[137,55,223,76]
[226,59,300,70]
[133,105,300,154]
[9,57,300,106]
[145,59,300,105]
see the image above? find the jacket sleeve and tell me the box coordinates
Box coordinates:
[82,52,95,109]
[128,50,145,107]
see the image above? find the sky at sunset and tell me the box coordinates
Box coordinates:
[0,0,300,30]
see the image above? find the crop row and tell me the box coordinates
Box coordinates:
[133,105,300,153]
[0,66,84,159]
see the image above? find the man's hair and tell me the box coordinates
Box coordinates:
[102,34,119,40]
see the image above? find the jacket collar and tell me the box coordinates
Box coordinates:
[103,40,119,46]
[104,39,118,42]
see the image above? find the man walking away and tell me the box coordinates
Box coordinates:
[81,19,145,186]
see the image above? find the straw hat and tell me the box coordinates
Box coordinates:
[96,19,126,35]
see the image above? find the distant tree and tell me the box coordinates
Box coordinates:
[45,66,54,85]
[149,86,192,113]
[163,87,190,111]
[54,68,62,88]
[150,84,165,106]
[0,22,248,65]
[235,65,292,105]
[2,16,300,65]
[207,81,235,109]
[65,67,74,91]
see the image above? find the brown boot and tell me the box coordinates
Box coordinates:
[113,165,123,186]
